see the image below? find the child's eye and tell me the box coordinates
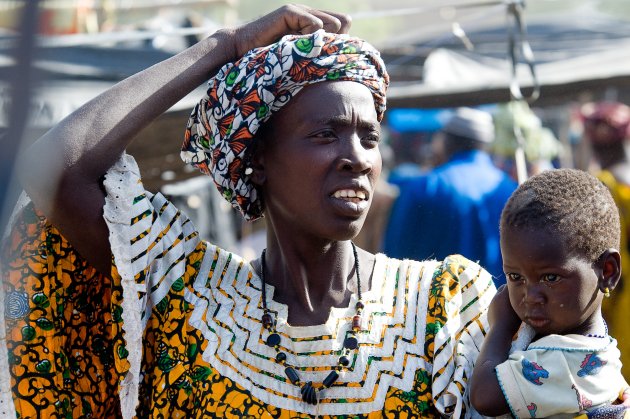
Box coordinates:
[542,274,560,283]
[506,273,522,282]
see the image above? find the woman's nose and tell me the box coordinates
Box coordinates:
[337,135,376,174]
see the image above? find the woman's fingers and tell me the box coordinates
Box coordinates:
[287,11,324,35]
[232,5,353,58]
[308,8,352,33]
[278,5,351,35]
[329,11,352,33]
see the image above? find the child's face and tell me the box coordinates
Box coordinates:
[501,225,603,337]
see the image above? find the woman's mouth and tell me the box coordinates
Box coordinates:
[331,188,370,216]
[332,189,368,203]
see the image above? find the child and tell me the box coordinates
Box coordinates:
[471,168,630,418]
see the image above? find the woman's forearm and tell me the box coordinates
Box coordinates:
[16,30,237,275]
[20,30,234,204]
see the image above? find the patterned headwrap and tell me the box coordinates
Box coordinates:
[181,29,389,221]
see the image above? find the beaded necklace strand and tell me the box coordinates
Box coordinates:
[260,242,364,405]
[585,319,609,339]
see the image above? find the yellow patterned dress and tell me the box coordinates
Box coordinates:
[1,154,495,418]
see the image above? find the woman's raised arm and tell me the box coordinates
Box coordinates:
[17,5,350,275]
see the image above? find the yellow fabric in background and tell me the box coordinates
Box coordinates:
[598,170,630,380]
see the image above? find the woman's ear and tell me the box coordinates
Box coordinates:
[249,148,266,186]
[596,249,622,293]
[250,122,273,186]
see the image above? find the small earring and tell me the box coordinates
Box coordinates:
[604,287,611,298]
[244,167,253,175]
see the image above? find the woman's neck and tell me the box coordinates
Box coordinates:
[261,236,356,326]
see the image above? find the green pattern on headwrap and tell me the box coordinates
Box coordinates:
[257,104,269,119]
[226,69,238,86]
[326,71,341,80]
[296,38,314,53]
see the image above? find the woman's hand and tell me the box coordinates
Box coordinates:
[227,4,352,60]
[487,284,521,335]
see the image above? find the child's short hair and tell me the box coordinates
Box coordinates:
[500,168,620,261]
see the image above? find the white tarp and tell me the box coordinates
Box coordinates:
[388,37,630,101]
[0,80,205,128]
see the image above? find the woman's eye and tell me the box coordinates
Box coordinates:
[542,274,560,283]
[362,134,381,148]
[314,130,336,139]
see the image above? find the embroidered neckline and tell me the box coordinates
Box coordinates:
[260,242,365,405]
[185,246,439,415]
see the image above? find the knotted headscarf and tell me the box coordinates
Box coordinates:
[181,29,389,221]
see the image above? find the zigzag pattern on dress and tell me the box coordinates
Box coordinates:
[104,153,202,418]
[184,246,492,416]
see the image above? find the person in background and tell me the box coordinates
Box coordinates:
[471,169,629,419]
[384,107,517,284]
[492,100,563,182]
[581,100,630,379]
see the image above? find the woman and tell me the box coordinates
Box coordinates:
[2,6,495,418]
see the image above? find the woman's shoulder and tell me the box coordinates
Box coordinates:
[436,254,486,276]
[381,253,487,278]
[376,254,494,309]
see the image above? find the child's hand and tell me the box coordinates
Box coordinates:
[488,285,521,335]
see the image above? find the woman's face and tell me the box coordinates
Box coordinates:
[259,81,382,242]
[501,225,603,337]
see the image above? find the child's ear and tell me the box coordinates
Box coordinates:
[596,249,621,293]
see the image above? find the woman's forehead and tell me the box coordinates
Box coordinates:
[275,81,379,127]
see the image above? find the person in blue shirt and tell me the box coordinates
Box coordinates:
[384,107,517,284]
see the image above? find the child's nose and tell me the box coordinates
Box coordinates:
[523,283,546,305]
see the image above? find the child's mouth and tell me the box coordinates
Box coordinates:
[526,317,550,329]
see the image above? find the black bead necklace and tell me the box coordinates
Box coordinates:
[260,242,364,406]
